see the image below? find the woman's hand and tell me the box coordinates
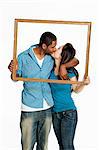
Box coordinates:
[71,76,90,93]
[83,76,90,85]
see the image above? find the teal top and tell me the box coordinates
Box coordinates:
[50,70,77,112]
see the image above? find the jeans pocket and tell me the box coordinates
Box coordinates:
[64,110,77,120]
[21,112,33,121]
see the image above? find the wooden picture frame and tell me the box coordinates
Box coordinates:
[12,19,92,84]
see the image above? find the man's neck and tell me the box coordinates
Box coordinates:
[33,47,45,60]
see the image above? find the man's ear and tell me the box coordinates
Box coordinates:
[42,43,47,50]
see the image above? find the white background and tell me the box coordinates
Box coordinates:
[0,0,99,150]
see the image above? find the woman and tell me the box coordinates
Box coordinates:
[50,43,90,150]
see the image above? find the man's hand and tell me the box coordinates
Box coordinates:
[8,60,19,80]
[8,60,13,73]
[8,60,18,73]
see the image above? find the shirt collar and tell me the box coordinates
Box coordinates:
[28,44,52,64]
[28,45,38,61]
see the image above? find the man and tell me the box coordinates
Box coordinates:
[8,32,79,150]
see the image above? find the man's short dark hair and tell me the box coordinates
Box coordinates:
[39,32,57,47]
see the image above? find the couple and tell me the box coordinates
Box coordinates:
[8,31,90,150]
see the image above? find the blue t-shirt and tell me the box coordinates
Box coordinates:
[50,70,77,112]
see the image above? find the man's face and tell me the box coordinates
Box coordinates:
[43,41,57,54]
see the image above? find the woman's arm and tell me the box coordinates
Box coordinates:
[54,57,61,75]
[51,46,62,75]
[70,76,90,93]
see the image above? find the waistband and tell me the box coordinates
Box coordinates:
[54,109,77,115]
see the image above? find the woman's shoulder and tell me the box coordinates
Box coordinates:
[67,68,77,78]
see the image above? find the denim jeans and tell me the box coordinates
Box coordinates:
[20,108,52,150]
[52,110,78,150]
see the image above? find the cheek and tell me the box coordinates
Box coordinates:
[47,48,52,53]
[50,49,53,53]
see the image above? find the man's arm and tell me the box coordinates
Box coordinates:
[62,58,79,68]
[59,58,79,79]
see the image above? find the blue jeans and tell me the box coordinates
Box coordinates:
[52,110,78,150]
[20,108,52,150]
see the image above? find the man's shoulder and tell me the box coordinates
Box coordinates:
[18,49,29,57]
[18,44,37,58]
[46,54,54,60]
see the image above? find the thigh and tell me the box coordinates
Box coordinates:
[52,113,61,137]
[61,110,78,148]
[36,109,52,150]
[20,112,38,150]
[52,113,62,147]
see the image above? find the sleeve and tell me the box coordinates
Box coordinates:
[68,72,76,79]
[49,70,57,80]
[16,54,23,77]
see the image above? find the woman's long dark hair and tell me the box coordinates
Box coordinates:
[59,43,79,80]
